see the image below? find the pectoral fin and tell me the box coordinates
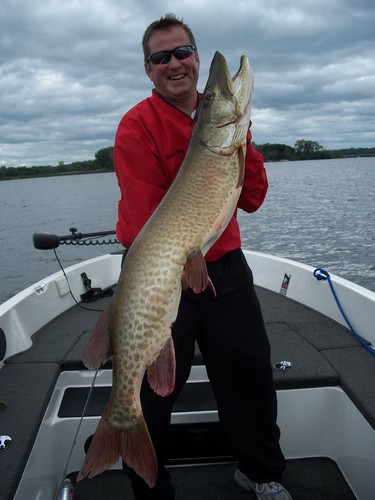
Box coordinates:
[182,249,217,296]
[147,337,176,397]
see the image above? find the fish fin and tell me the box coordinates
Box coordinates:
[181,270,189,291]
[82,307,112,369]
[77,413,158,488]
[184,248,217,295]
[181,269,217,296]
[147,337,176,397]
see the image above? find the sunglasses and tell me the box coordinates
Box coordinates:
[145,45,196,65]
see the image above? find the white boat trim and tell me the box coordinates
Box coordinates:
[1,250,374,367]
[14,369,375,500]
[2,249,375,500]
[246,251,375,346]
[0,254,123,366]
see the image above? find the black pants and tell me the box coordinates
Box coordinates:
[123,249,286,499]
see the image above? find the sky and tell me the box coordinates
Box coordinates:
[1,0,374,167]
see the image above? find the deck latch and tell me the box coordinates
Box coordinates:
[273,361,292,371]
[0,435,11,452]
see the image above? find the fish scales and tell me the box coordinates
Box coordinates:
[78,51,253,488]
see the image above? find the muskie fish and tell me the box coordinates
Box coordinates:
[78,51,253,487]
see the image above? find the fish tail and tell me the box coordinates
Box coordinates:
[77,411,158,488]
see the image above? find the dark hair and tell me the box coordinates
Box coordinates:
[142,13,197,61]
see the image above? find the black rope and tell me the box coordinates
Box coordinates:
[61,237,119,246]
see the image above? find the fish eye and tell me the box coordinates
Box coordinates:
[205,90,215,101]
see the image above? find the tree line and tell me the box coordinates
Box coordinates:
[1,141,374,180]
[254,140,375,162]
[0,147,114,180]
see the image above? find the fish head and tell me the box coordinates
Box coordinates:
[194,51,253,155]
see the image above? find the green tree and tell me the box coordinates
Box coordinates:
[254,143,297,162]
[94,147,114,170]
[294,139,323,157]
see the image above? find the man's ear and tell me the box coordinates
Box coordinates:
[144,62,153,81]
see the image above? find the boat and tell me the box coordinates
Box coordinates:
[0,229,374,500]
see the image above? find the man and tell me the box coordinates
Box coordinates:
[113,13,292,500]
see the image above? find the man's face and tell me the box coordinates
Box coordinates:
[144,26,200,108]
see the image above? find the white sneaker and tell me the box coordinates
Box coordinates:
[234,468,292,499]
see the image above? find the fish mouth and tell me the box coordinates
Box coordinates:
[205,51,253,119]
[231,55,253,122]
[194,51,253,154]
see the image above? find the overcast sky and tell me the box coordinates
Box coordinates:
[1,0,374,167]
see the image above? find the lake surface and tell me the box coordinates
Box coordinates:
[0,157,374,304]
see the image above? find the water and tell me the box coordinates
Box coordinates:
[0,158,374,304]
[0,173,123,303]
[239,157,375,291]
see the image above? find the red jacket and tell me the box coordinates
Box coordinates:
[114,91,268,262]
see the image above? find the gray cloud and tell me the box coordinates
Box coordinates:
[1,0,374,167]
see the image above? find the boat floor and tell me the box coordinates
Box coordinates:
[2,285,375,499]
[69,458,355,499]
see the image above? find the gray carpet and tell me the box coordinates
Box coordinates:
[70,458,355,499]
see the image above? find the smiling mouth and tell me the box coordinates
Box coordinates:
[169,74,185,81]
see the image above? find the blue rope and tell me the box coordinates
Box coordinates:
[313,268,375,356]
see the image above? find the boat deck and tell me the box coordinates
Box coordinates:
[1,286,375,499]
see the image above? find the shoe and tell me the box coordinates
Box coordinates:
[234,469,292,499]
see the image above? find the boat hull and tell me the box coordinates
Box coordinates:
[1,250,374,499]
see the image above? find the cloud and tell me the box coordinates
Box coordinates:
[1,0,374,167]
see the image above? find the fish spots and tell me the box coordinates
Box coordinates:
[136,341,146,351]
[78,53,252,487]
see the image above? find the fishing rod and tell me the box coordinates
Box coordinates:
[33,227,118,250]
